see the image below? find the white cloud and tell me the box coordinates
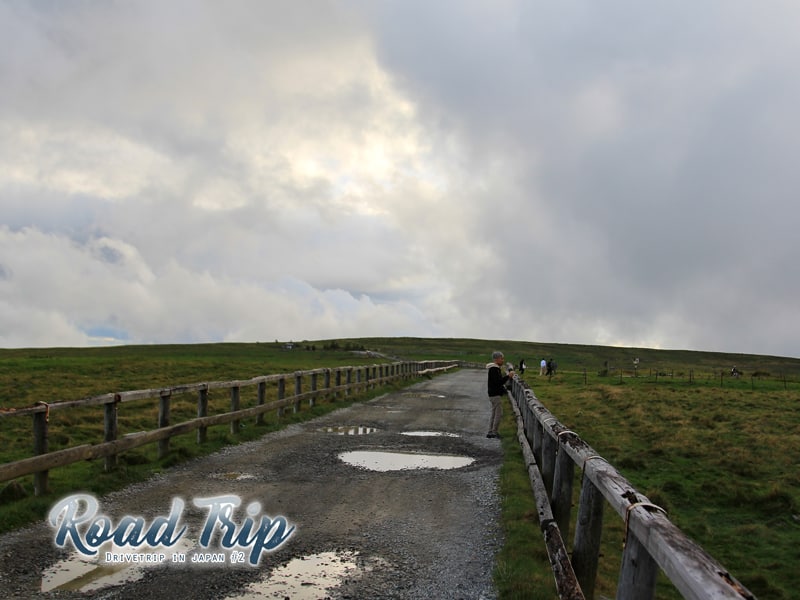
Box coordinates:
[0,1,798,358]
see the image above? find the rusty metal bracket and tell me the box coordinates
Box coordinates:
[35,401,50,423]
[623,501,668,549]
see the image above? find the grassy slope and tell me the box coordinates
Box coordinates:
[1,337,799,598]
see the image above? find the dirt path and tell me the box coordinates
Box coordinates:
[0,369,503,599]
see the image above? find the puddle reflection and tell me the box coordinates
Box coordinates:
[317,426,379,435]
[226,551,365,599]
[339,450,474,471]
[400,431,460,438]
[41,539,194,593]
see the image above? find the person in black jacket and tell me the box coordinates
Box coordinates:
[486,351,511,439]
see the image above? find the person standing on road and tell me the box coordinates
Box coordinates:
[486,351,511,439]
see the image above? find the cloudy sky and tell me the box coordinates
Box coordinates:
[1,1,798,357]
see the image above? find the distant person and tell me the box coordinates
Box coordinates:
[546,358,553,376]
[540,358,547,375]
[518,358,526,375]
[486,351,511,439]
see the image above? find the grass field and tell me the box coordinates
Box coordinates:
[1,337,799,598]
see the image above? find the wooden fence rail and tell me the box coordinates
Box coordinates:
[0,360,458,495]
[507,375,756,600]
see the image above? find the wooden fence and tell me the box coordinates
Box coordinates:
[0,360,458,496]
[506,375,756,600]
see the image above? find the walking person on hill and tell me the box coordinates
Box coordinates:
[486,351,511,439]
[540,358,547,375]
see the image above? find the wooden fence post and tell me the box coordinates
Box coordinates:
[325,369,332,402]
[572,474,605,600]
[197,386,208,444]
[346,369,352,397]
[541,426,557,495]
[310,372,318,407]
[552,435,576,539]
[523,399,535,447]
[293,374,302,413]
[230,386,240,434]
[158,392,170,459]
[256,381,266,425]
[617,533,659,600]
[104,395,119,471]
[277,377,286,417]
[533,420,544,470]
[33,407,49,496]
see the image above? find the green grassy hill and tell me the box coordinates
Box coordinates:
[1,338,798,598]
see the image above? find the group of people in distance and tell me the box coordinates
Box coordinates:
[485,351,557,439]
[539,357,557,376]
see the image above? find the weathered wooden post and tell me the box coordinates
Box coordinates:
[324,369,332,401]
[277,377,286,418]
[256,381,266,425]
[617,531,659,600]
[158,392,171,459]
[552,432,576,538]
[572,472,605,600]
[335,369,342,400]
[33,404,49,495]
[541,424,557,495]
[104,395,119,471]
[230,385,240,434]
[346,369,352,397]
[197,386,209,444]
[533,419,544,467]
[524,400,535,447]
[310,372,318,407]
[293,373,302,413]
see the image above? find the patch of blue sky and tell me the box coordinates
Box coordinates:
[84,325,130,345]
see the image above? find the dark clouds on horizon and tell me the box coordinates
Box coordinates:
[1,1,798,358]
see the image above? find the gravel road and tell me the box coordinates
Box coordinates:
[0,368,503,599]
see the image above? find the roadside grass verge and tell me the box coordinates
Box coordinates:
[494,407,557,599]
[0,378,414,535]
[509,370,800,599]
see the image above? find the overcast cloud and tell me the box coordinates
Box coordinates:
[1,1,798,357]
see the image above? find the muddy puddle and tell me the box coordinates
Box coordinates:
[338,450,474,471]
[317,426,379,435]
[225,550,385,599]
[400,430,460,437]
[41,538,194,593]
